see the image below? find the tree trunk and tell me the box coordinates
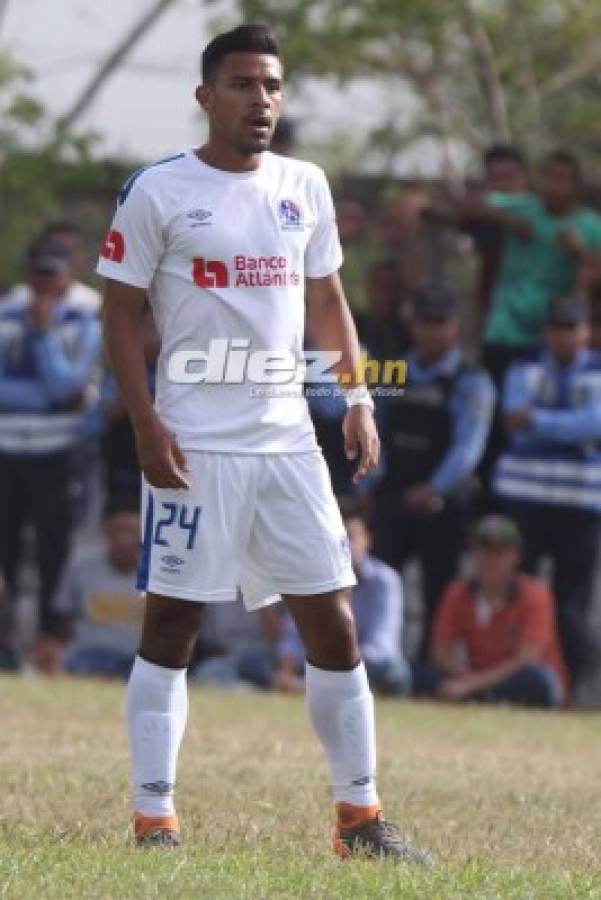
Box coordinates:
[56,0,180,133]
[460,0,511,142]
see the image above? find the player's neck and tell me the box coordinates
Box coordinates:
[195,142,264,174]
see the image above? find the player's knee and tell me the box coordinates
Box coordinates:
[304,595,359,669]
[140,594,202,667]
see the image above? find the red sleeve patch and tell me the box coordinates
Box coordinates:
[100,229,125,263]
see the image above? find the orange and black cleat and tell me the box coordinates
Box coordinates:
[333,802,432,864]
[134,812,181,848]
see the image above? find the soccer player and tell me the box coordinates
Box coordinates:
[99,24,430,863]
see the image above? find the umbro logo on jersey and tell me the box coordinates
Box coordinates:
[187,208,212,227]
[278,198,304,230]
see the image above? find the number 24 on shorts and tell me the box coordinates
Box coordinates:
[153,502,202,550]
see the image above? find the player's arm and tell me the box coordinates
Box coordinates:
[102,280,189,489]
[305,272,379,482]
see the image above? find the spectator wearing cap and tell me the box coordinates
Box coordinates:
[0,244,102,666]
[2,222,101,316]
[494,296,601,691]
[29,495,143,679]
[374,283,495,660]
[413,515,567,708]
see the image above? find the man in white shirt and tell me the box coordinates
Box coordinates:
[99,24,429,864]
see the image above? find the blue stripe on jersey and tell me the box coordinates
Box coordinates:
[118,153,186,206]
[136,492,155,591]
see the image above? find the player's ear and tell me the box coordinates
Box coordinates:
[195,84,213,112]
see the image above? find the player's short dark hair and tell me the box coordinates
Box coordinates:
[483,144,526,169]
[544,150,582,185]
[201,24,280,84]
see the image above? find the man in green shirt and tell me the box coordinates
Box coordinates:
[468,151,601,385]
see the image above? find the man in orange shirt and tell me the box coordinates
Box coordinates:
[413,515,567,708]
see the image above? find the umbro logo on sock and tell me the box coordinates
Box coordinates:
[141,780,174,794]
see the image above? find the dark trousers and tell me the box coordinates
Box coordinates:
[0,452,73,639]
[374,495,470,661]
[503,499,599,686]
[412,662,563,709]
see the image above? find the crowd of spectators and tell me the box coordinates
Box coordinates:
[2,132,601,711]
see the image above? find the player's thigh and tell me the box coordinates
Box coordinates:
[250,451,355,591]
[139,452,258,602]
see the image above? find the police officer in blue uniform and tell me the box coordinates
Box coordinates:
[495,296,601,690]
[374,284,495,659]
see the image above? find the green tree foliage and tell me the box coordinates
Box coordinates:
[0,52,136,289]
[239,0,601,174]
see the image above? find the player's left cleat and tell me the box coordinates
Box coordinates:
[134,812,181,848]
[333,802,432,864]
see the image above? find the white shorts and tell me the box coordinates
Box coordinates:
[137,450,356,610]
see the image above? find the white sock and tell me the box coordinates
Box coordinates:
[305,660,379,807]
[126,655,188,817]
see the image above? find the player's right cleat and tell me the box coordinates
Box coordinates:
[333,803,432,864]
[134,812,181,848]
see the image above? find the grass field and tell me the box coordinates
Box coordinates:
[2,678,601,899]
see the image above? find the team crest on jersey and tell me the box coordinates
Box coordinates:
[187,208,212,227]
[278,198,304,230]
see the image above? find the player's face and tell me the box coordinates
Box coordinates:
[198,53,283,156]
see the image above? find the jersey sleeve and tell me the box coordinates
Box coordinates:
[304,170,343,279]
[96,178,165,289]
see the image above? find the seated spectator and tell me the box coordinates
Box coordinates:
[273,500,410,696]
[30,495,143,679]
[494,297,601,692]
[189,599,283,690]
[413,515,568,709]
[0,244,102,667]
[2,222,101,315]
[374,283,495,660]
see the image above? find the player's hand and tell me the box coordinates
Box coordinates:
[134,413,190,489]
[342,405,380,484]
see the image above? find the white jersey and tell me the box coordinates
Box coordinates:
[97,150,343,453]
